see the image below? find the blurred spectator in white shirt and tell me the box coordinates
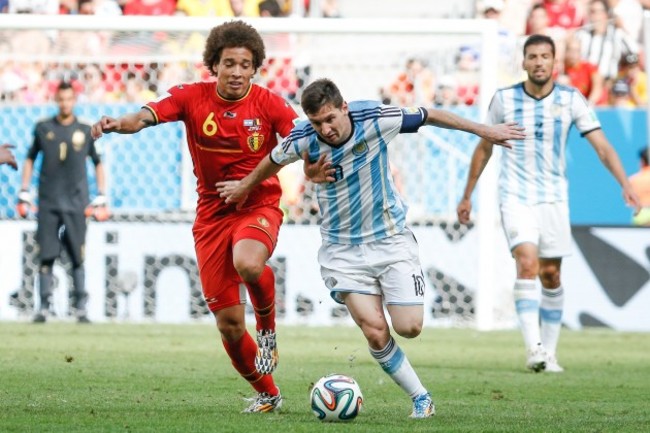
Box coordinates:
[8,0,58,13]
[574,0,638,81]
[607,0,643,42]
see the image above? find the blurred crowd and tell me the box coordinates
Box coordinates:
[1,0,647,224]
[1,0,649,109]
[0,0,335,104]
[0,0,330,17]
[382,0,650,109]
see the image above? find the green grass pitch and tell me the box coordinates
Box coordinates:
[1,323,648,432]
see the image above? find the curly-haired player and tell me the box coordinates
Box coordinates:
[91,21,297,413]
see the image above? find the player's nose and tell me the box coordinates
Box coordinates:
[232,65,244,76]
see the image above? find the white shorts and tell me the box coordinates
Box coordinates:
[318,228,426,306]
[500,201,572,258]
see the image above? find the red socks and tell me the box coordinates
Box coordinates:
[222,331,278,395]
[245,266,276,331]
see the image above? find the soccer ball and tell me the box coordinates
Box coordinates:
[310,374,363,422]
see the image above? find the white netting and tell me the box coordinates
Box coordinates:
[0,15,509,327]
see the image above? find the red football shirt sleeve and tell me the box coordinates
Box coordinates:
[145,85,187,124]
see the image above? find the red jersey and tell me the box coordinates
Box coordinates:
[543,0,584,30]
[123,0,176,15]
[566,61,597,98]
[146,83,298,221]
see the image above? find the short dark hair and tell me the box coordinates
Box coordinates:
[590,0,609,15]
[57,81,74,92]
[259,0,282,17]
[523,34,556,58]
[530,3,546,14]
[639,148,649,165]
[300,78,344,115]
[203,20,266,77]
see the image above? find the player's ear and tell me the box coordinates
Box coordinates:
[341,101,349,114]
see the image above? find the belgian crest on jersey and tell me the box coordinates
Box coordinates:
[352,139,368,156]
[247,132,264,152]
[72,130,86,151]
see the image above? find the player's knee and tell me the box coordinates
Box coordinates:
[233,257,265,282]
[216,316,246,341]
[359,322,390,349]
[394,320,423,339]
[539,269,561,288]
[516,258,539,279]
[537,257,562,288]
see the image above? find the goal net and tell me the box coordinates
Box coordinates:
[0,15,514,329]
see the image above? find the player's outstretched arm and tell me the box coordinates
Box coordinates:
[91,108,156,139]
[216,155,284,210]
[457,138,494,224]
[424,108,524,148]
[0,144,17,170]
[585,129,642,215]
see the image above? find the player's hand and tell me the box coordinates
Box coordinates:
[85,194,111,222]
[484,122,526,149]
[623,185,642,216]
[0,143,18,170]
[91,116,120,139]
[16,189,33,219]
[456,198,472,225]
[303,151,335,183]
[215,180,249,210]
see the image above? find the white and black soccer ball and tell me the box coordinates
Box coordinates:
[310,374,363,422]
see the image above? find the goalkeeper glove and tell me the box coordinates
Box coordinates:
[85,194,110,222]
[16,189,33,218]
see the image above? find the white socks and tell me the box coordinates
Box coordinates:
[369,336,427,399]
[540,286,564,356]
[514,279,541,351]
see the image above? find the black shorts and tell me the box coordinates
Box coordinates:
[36,208,87,266]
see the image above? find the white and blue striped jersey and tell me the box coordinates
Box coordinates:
[271,100,426,245]
[487,82,601,205]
